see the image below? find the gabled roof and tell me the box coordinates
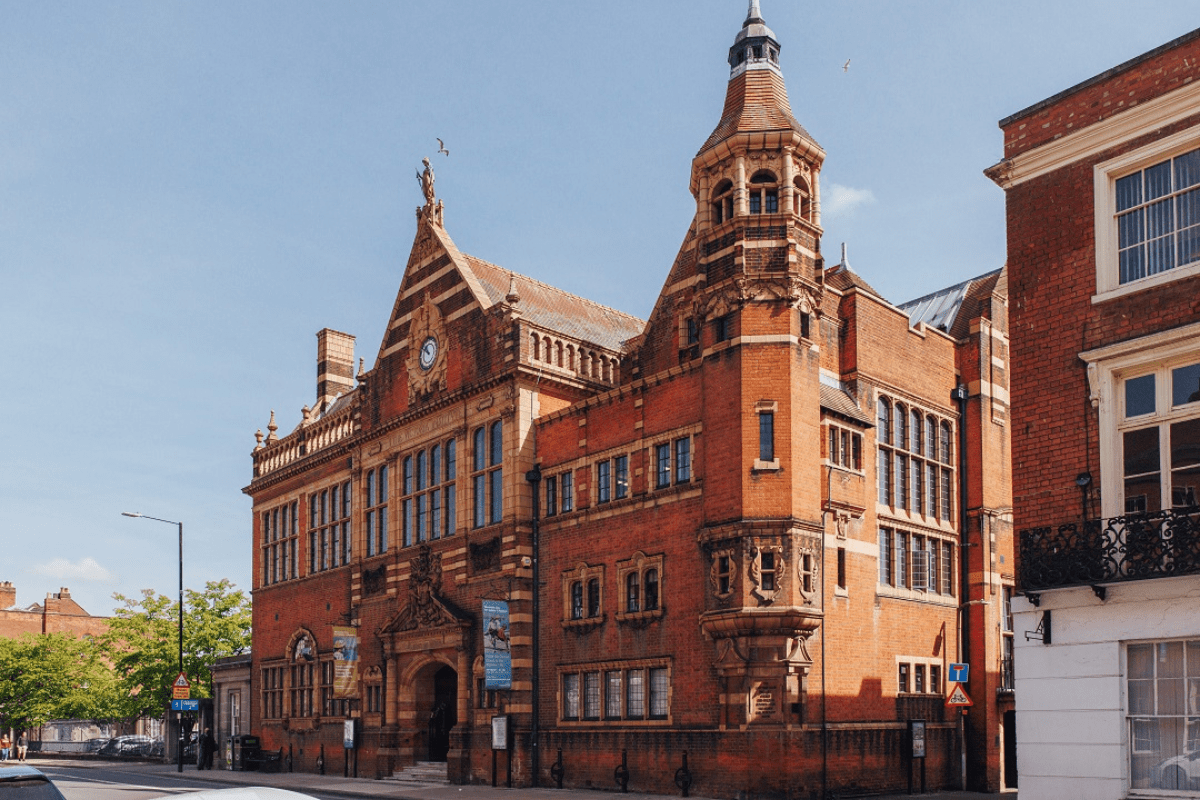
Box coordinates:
[466,256,644,353]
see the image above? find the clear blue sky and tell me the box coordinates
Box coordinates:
[2,1,1197,617]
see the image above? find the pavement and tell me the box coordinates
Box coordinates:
[25,756,1017,800]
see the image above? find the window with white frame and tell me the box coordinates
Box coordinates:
[1083,323,1200,518]
[1095,134,1200,298]
[1127,639,1200,791]
[1119,359,1200,514]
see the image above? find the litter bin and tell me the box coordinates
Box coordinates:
[229,735,260,771]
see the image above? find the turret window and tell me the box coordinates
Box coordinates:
[712,180,734,224]
[749,171,779,215]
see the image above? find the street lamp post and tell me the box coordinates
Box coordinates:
[122,512,185,773]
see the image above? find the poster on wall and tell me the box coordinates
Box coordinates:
[332,626,360,698]
[482,599,512,690]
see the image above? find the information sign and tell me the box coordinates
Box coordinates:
[491,715,509,751]
[172,672,191,700]
[948,663,969,683]
[171,699,200,711]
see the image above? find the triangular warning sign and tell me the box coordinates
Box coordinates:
[173,672,190,688]
[945,682,973,707]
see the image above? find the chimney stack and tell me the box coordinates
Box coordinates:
[0,581,15,609]
[316,329,356,414]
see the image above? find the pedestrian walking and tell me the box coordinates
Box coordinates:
[0,733,10,761]
[15,733,26,762]
[198,728,216,770]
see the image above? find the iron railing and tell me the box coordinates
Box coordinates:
[1019,507,1200,592]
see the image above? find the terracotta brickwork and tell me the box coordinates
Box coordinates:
[245,6,1013,796]
[0,583,108,640]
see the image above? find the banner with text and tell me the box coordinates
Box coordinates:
[332,626,360,698]
[482,599,512,690]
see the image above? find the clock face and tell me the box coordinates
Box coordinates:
[419,336,438,370]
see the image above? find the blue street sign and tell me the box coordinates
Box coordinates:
[948,663,969,683]
[171,699,200,711]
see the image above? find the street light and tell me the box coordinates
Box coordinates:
[122,511,185,773]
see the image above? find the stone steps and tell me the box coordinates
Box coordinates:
[387,760,449,784]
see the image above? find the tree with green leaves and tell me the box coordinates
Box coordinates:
[0,632,121,732]
[100,579,251,720]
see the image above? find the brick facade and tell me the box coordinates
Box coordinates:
[0,583,108,640]
[246,6,1014,796]
[990,26,1200,800]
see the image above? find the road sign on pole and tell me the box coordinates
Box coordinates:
[172,672,190,700]
[171,699,200,711]
[948,663,969,683]
[945,682,974,707]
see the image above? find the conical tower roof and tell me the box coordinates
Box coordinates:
[698,0,820,154]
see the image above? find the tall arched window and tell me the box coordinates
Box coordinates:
[795,175,813,221]
[711,179,734,224]
[626,572,640,613]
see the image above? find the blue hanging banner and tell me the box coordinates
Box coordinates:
[482,599,512,690]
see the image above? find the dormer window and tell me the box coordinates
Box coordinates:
[749,170,778,215]
[752,45,763,59]
[712,180,734,224]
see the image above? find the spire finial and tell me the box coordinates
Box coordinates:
[747,0,763,23]
[506,272,521,305]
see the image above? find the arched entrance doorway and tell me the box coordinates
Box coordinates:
[425,665,457,762]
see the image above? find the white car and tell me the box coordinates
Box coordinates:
[0,766,68,799]
[1154,751,1200,790]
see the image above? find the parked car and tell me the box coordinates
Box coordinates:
[85,737,112,753]
[99,735,153,757]
[151,790,317,799]
[0,765,68,799]
[1154,749,1200,790]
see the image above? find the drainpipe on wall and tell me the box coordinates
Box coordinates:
[952,383,970,791]
[525,464,542,787]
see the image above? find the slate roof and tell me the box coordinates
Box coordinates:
[466,255,645,353]
[899,269,1004,339]
[820,384,873,426]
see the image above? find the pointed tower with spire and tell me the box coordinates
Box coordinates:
[640,0,826,377]
[635,0,833,740]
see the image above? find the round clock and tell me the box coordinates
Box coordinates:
[419,336,438,371]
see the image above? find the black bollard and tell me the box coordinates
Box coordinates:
[614,749,630,793]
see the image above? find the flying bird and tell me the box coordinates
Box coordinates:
[437,138,449,156]
[843,59,850,72]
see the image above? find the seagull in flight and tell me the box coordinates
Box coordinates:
[437,138,449,156]
[843,59,850,72]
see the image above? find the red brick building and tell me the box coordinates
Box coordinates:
[0,582,108,640]
[245,4,1015,795]
[989,27,1200,800]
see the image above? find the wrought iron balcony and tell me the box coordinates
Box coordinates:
[1019,507,1200,592]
